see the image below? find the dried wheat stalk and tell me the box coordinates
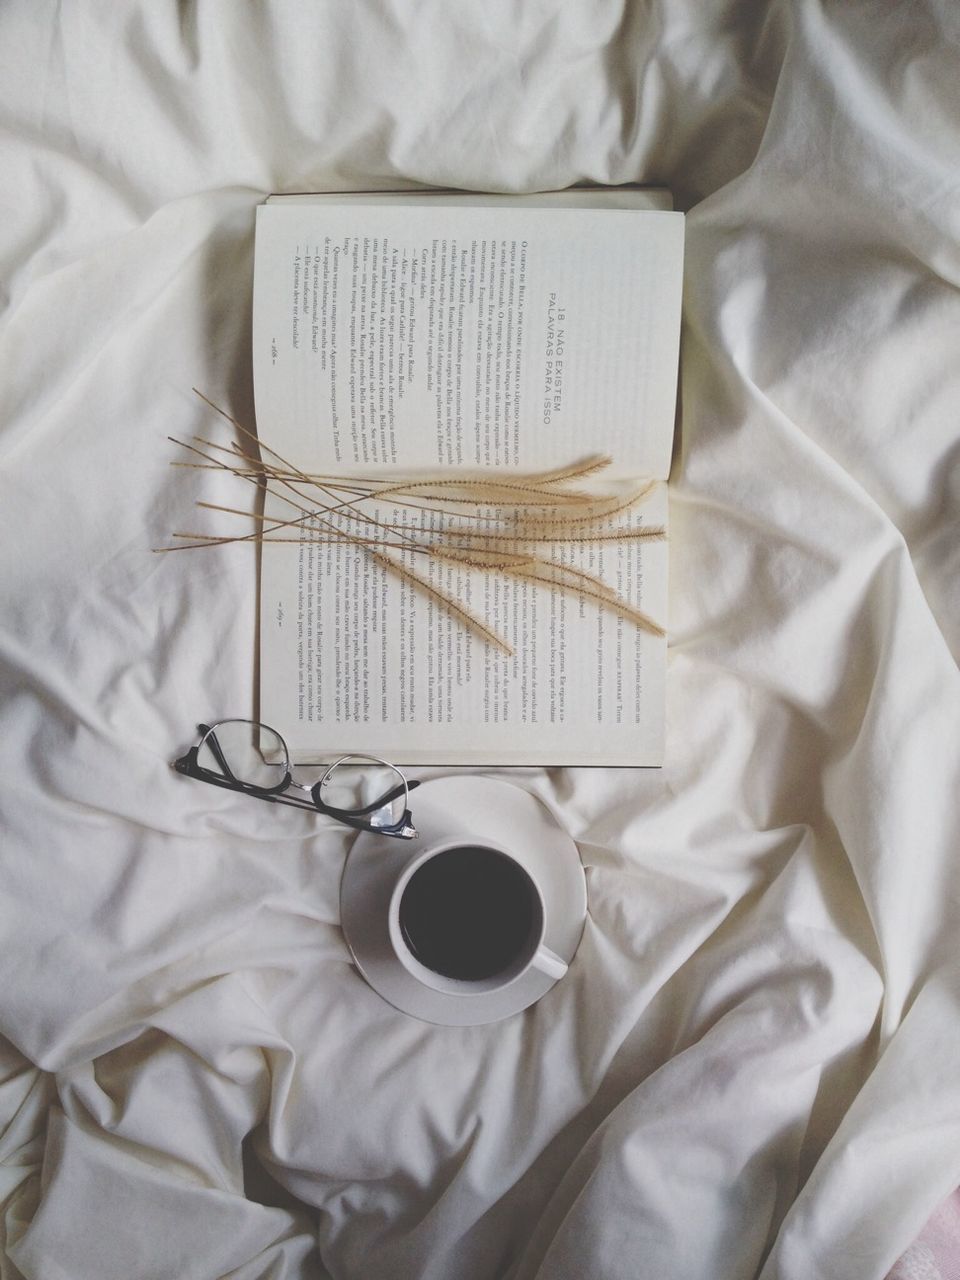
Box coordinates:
[158,392,667,652]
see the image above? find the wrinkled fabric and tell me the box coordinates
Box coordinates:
[1,2,958,1278]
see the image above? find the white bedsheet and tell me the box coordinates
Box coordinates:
[1,4,958,1278]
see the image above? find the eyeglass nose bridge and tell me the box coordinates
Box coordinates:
[286,776,315,795]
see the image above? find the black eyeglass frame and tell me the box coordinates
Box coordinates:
[173,720,419,839]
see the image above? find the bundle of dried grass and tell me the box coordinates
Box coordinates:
[159,391,666,656]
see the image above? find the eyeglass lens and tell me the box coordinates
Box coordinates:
[317,754,408,827]
[197,720,290,790]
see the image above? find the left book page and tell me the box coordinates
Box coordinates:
[252,199,682,479]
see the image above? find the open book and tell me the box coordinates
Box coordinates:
[252,189,684,765]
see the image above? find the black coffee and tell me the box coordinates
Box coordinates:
[398,846,539,981]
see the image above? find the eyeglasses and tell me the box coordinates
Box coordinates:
[172,719,419,839]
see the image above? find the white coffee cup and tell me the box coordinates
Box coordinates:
[340,776,586,1025]
[387,839,568,997]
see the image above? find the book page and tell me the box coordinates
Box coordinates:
[252,201,683,479]
[259,485,668,766]
[253,194,682,765]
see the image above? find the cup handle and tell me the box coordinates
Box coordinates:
[532,944,568,981]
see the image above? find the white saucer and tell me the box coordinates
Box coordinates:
[339,777,587,1026]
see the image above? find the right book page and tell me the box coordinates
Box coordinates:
[254,193,684,765]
